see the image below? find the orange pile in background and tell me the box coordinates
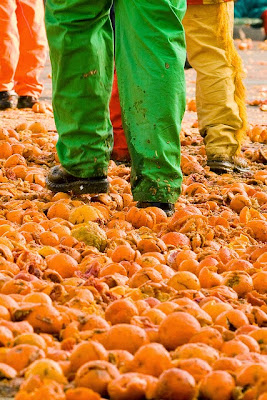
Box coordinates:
[0,116,267,400]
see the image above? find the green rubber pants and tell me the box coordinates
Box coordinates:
[45,0,186,203]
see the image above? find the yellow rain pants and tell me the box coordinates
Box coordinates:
[183,2,247,159]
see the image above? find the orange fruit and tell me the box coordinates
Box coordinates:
[108,372,157,400]
[107,350,133,371]
[79,315,110,331]
[70,341,107,372]
[0,326,13,347]
[221,339,250,357]
[215,309,249,331]
[104,324,149,354]
[212,357,242,372]
[6,344,44,372]
[4,154,26,168]
[66,388,101,400]
[159,312,201,350]
[39,231,60,247]
[75,360,120,397]
[47,202,71,220]
[173,343,219,365]
[0,142,12,159]
[23,293,52,306]
[199,371,235,400]
[155,368,196,400]
[161,232,190,247]
[46,253,78,278]
[127,343,172,377]
[111,245,136,263]
[173,358,212,383]
[253,271,267,294]
[105,299,138,325]
[12,165,27,179]
[189,327,223,350]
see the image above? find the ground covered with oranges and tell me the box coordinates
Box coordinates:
[0,48,267,400]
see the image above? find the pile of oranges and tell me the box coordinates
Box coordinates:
[0,115,267,400]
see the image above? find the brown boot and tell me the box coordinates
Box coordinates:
[207,155,250,175]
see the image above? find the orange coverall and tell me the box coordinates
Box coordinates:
[0,0,47,98]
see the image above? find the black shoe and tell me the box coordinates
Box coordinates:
[137,201,175,217]
[114,160,131,167]
[184,58,192,70]
[207,156,250,175]
[46,165,109,194]
[0,91,17,110]
[17,96,38,109]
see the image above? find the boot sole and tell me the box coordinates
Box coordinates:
[207,160,250,175]
[46,177,109,194]
[17,102,37,109]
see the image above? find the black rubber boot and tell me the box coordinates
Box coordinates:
[0,91,17,110]
[137,201,175,217]
[46,165,109,194]
[207,156,250,175]
[17,96,38,109]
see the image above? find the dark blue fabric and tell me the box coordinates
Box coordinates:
[234,0,267,19]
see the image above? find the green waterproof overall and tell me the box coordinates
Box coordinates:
[45,0,186,203]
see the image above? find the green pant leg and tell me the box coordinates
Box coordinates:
[45,0,113,178]
[115,0,186,203]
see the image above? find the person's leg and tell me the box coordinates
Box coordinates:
[15,0,47,102]
[109,5,129,162]
[0,0,19,109]
[45,0,113,193]
[110,69,130,162]
[14,0,47,107]
[183,2,247,172]
[116,0,186,205]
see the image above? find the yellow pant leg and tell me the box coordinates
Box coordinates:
[183,2,246,159]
